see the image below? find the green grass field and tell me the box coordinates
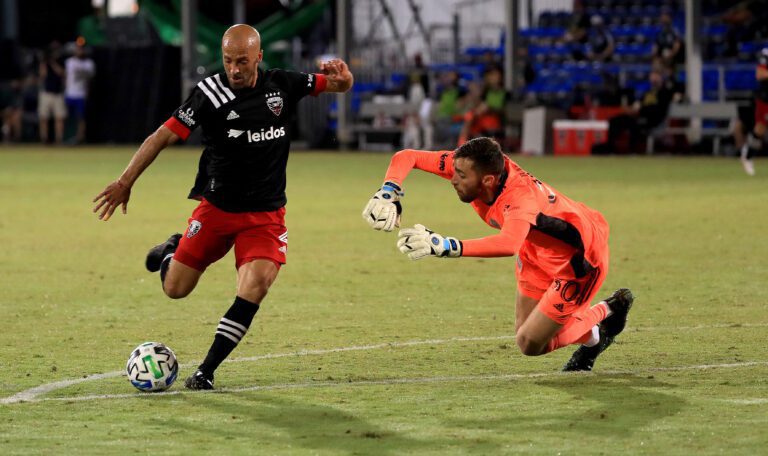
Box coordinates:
[1,146,766,454]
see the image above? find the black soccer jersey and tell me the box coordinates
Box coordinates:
[654,27,680,57]
[757,49,768,103]
[165,68,326,212]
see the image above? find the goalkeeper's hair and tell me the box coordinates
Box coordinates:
[454,137,505,175]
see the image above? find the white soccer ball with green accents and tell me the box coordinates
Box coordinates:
[126,342,179,392]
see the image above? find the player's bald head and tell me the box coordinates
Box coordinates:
[222,24,263,89]
[222,24,261,52]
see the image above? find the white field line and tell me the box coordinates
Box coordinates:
[1,334,517,405]
[723,398,768,405]
[2,322,767,405]
[7,360,768,404]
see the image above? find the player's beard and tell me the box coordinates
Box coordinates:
[455,187,476,203]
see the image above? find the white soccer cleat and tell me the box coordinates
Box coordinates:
[741,157,756,176]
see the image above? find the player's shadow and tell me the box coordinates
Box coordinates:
[168,392,438,454]
[451,373,686,439]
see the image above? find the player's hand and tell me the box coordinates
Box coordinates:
[362,181,403,231]
[319,58,353,92]
[397,224,462,260]
[92,180,131,221]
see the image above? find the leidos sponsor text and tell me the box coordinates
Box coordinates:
[247,126,286,143]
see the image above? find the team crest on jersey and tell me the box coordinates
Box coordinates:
[266,92,283,116]
[187,220,202,238]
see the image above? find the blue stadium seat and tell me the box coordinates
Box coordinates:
[725,69,756,91]
[520,27,565,39]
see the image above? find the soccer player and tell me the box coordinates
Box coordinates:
[740,47,768,176]
[93,24,353,389]
[362,137,634,371]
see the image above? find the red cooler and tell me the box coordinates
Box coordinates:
[552,120,608,156]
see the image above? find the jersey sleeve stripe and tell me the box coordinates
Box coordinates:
[311,73,327,97]
[163,116,191,140]
[213,73,236,101]
[205,77,229,105]
[196,81,222,108]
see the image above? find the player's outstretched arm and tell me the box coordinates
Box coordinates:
[92,125,179,221]
[362,150,454,232]
[319,59,353,93]
[397,219,531,260]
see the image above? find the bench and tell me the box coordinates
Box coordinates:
[354,100,418,151]
[647,102,738,155]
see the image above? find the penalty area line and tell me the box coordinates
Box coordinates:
[0,334,517,405]
[2,323,767,405]
[11,359,768,404]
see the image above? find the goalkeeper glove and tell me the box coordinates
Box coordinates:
[397,224,462,260]
[362,181,404,232]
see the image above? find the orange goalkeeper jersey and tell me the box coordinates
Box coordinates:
[384,149,610,277]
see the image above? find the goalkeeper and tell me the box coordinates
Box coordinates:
[362,137,634,371]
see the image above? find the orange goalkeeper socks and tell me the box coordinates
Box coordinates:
[545,302,609,353]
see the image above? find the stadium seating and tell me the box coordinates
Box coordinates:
[521,2,759,104]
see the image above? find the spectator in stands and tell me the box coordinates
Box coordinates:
[593,72,631,108]
[563,0,590,46]
[402,53,433,149]
[19,74,39,141]
[459,66,510,145]
[0,78,22,143]
[433,70,468,148]
[593,69,675,154]
[564,1,591,61]
[409,53,430,97]
[586,15,614,63]
[38,42,67,145]
[721,1,763,58]
[64,43,95,144]
[652,11,683,68]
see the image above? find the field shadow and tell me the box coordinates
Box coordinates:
[167,392,439,454]
[448,373,687,439]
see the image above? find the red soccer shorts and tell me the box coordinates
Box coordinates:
[755,99,768,127]
[172,198,287,272]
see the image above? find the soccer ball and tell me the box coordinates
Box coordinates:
[126,342,179,392]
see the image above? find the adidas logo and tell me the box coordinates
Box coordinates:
[226,110,240,120]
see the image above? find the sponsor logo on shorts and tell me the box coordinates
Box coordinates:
[187,220,202,238]
[278,231,288,244]
[278,246,287,254]
[553,303,565,312]
[178,107,195,127]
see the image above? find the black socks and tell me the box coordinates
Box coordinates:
[198,296,260,376]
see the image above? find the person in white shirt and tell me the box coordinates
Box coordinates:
[64,44,95,144]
